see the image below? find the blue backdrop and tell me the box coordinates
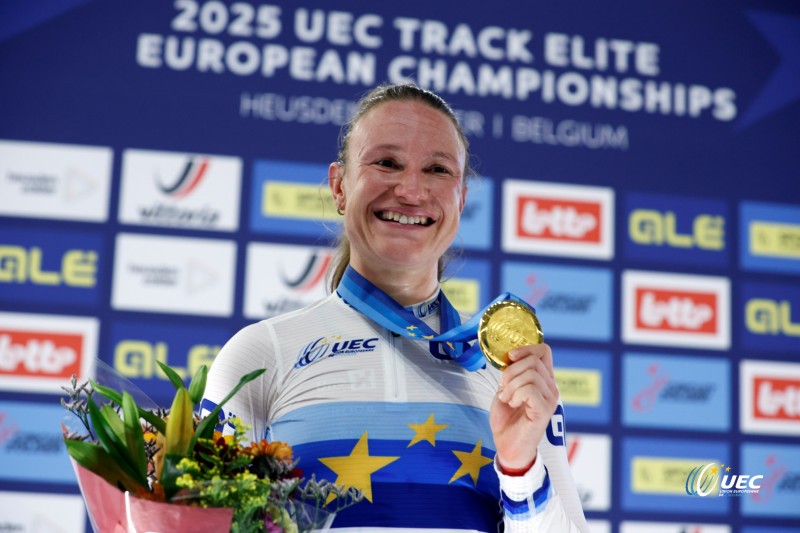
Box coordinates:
[1,1,799,531]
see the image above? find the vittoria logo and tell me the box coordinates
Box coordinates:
[119,149,242,231]
[622,271,730,350]
[281,251,332,293]
[741,360,800,436]
[157,157,209,198]
[502,180,614,260]
[244,243,333,319]
[294,336,379,369]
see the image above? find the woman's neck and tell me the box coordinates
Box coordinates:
[349,260,439,307]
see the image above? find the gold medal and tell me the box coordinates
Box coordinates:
[478,300,544,370]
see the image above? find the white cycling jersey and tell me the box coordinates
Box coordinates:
[202,291,587,532]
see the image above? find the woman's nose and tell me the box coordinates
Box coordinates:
[393,170,427,203]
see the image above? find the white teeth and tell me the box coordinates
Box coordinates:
[379,211,430,226]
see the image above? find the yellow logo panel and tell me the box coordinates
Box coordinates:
[262,182,338,221]
[750,221,800,259]
[631,456,718,495]
[554,368,601,406]
[441,278,480,315]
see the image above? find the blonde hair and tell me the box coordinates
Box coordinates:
[328,83,474,292]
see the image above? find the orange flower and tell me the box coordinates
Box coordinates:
[246,440,294,462]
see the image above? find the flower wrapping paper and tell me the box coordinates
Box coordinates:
[72,460,235,533]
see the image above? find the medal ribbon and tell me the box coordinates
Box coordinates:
[336,265,533,372]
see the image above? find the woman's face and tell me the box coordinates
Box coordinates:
[329,100,467,278]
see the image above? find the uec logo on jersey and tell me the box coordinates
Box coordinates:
[294,336,379,369]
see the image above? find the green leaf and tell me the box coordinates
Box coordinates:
[99,404,125,443]
[187,365,208,405]
[121,391,148,481]
[87,399,149,488]
[190,368,266,450]
[91,379,166,434]
[65,439,148,493]
[160,453,187,500]
[156,360,186,391]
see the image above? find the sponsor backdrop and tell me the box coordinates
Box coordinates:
[0,1,798,531]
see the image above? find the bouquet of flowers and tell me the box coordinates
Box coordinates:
[61,361,362,532]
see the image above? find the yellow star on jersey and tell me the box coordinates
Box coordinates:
[319,431,400,503]
[407,413,448,447]
[449,440,493,485]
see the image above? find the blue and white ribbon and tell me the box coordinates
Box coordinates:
[336,265,534,372]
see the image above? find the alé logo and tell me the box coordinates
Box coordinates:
[686,462,763,497]
[517,196,600,242]
[631,363,712,412]
[294,335,380,369]
[746,298,800,337]
[157,157,209,199]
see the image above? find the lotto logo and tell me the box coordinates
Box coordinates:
[0,330,81,378]
[623,271,730,350]
[741,360,800,436]
[754,378,800,421]
[635,289,717,334]
[516,197,600,242]
[0,312,97,394]
[503,180,614,259]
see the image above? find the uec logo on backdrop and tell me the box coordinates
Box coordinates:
[685,462,763,497]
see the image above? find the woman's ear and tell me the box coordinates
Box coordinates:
[328,161,345,212]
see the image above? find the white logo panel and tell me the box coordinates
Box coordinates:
[620,522,731,533]
[112,233,236,316]
[244,242,333,319]
[587,521,611,533]
[622,270,730,350]
[0,139,112,222]
[502,179,614,259]
[741,359,800,436]
[569,432,611,511]
[0,491,87,533]
[0,312,98,394]
[118,148,242,231]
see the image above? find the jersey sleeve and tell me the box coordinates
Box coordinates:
[200,321,278,443]
[495,397,589,533]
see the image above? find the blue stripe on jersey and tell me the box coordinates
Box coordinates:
[292,438,499,493]
[267,401,496,448]
[325,481,501,530]
[501,467,552,519]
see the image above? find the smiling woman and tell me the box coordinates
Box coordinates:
[202,83,588,532]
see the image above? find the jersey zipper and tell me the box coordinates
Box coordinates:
[387,328,399,400]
